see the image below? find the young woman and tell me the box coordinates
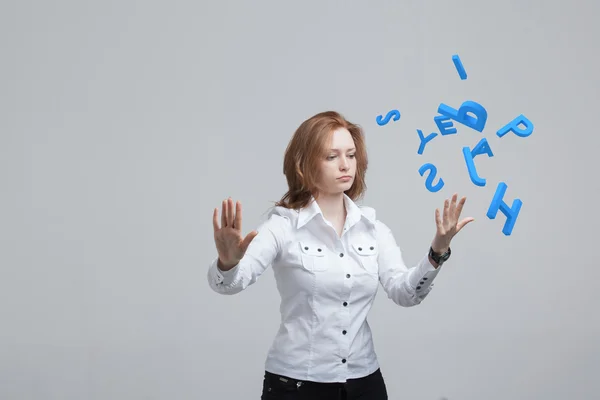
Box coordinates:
[207,111,474,399]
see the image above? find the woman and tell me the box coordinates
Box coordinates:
[207,111,474,399]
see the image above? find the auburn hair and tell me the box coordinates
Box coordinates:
[274,111,368,210]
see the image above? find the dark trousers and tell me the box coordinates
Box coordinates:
[260,368,388,400]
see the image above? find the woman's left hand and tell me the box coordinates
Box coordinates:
[431,193,475,253]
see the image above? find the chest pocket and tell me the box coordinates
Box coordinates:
[351,242,379,274]
[299,242,328,272]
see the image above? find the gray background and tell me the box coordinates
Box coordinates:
[1,0,598,399]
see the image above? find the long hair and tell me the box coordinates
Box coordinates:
[274,111,368,210]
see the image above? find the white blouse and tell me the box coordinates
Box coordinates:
[207,194,442,383]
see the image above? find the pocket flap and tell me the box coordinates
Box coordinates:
[299,242,325,256]
[351,243,377,256]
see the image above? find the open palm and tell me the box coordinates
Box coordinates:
[212,197,258,270]
[433,193,474,251]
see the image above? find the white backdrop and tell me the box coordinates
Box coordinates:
[1,1,598,399]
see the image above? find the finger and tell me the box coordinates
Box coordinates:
[227,198,234,227]
[241,230,258,253]
[455,196,467,219]
[234,200,242,230]
[449,193,458,218]
[213,208,220,232]
[221,199,227,227]
[456,217,475,232]
[435,208,442,230]
[443,198,450,224]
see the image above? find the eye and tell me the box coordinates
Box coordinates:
[348,153,356,158]
[326,155,336,160]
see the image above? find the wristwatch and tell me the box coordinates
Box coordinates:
[429,246,451,265]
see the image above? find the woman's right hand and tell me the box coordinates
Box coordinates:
[212,197,258,271]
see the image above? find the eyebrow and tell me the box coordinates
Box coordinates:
[329,148,356,152]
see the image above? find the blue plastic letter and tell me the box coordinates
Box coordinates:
[452,54,467,80]
[486,182,523,236]
[438,100,488,132]
[376,109,401,126]
[417,129,438,155]
[462,147,486,186]
[471,138,494,158]
[434,115,457,136]
[497,114,534,138]
[419,163,444,192]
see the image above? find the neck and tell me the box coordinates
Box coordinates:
[314,192,346,222]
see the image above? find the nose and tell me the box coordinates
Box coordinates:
[339,156,349,171]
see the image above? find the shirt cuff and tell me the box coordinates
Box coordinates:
[211,257,240,286]
[408,253,441,291]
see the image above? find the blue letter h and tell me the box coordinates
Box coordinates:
[487,182,523,236]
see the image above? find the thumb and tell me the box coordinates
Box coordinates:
[241,230,259,253]
[456,217,475,232]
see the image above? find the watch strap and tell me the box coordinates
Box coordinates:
[429,246,451,264]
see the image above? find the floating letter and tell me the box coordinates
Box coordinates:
[434,115,457,136]
[462,147,486,187]
[417,129,438,155]
[438,100,488,132]
[471,138,494,158]
[463,138,494,187]
[376,110,401,126]
[497,114,533,138]
[452,54,467,80]
[486,182,523,236]
[419,163,444,192]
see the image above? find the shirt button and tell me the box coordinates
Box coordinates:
[343,302,348,307]
[342,359,347,363]
[342,330,347,335]
[346,274,351,278]
[339,253,344,257]
[370,246,374,250]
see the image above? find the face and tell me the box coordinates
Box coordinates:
[314,127,357,196]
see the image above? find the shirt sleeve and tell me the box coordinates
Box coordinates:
[207,213,287,295]
[375,220,442,307]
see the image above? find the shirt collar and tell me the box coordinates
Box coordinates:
[297,193,376,229]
